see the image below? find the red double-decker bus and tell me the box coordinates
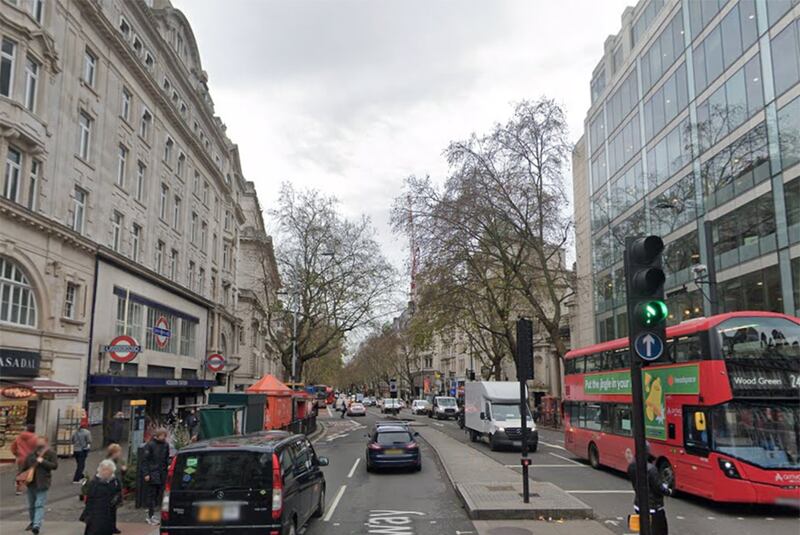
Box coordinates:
[563,311,800,505]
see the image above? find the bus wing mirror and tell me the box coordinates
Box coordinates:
[694,412,706,432]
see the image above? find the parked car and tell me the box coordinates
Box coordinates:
[160,431,329,534]
[347,402,367,416]
[365,425,421,472]
[429,396,459,420]
[381,399,401,415]
[411,400,431,415]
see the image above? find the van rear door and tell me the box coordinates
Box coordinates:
[167,449,274,529]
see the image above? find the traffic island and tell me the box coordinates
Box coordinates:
[416,426,593,521]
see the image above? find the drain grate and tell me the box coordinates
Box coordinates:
[485,484,515,492]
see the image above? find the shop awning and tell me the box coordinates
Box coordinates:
[1,379,79,396]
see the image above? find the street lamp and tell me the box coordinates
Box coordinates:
[277,290,299,384]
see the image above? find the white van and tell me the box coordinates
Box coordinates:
[464,381,538,451]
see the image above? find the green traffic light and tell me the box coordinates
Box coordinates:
[641,300,668,326]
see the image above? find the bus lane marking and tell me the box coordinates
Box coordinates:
[323,485,347,522]
[365,510,425,534]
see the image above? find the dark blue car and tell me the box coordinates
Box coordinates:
[365,425,421,472]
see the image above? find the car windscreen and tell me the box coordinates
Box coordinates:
[376,431,413,445]
[490,403,532,422]
[172,450,271,491]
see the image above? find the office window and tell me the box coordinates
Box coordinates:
[224,210,232,231]
[646,118,692,188]
[1,38,16,98]
[198,267,205,294]
[607,68,638,133]
[211,272,217,300]
[116,145,127,188]
[193,171,200,196]
[159,183,168,220]
[222,243,229,269]
[180,320,196,356]
[608,159,644,221]
[191,212,198,244]
[29,0,44,23]
[640,10,684,92]
[713,192,777,271]
[589,112,605,153]
[202,181,209,204]
[140,109,152,139]
[27,160,39,211]
[188,261,195,291]
[23,56,39,112]
[121,88,131,121]
[135,161,146,201]
[607,113,641,177]
[64,282,78,319]
[72,187,86,234]
[172,195,181,229]
[3,147,22,202]
[111,211,123,252]
[631,0,665,47]
[772,20,800,98]
[78,111,92,160]
[164,137,174,164]
[83,48,96,87]
[212,233,217,262]
[649,172,697,236]
[177,152,185,178]
[200,221,208,252]
[643,63,689,141]
[779,96,800,170]
[155,241,164,273]
[688,0,727,38]
[131,223,141,261]
[170,249,178,279]
[767,0,799,28]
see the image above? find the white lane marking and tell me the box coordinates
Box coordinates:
[327,406,333,417]
[539,439,567,450]
[323,484,347,522]
[567,490,634,494]
[348,457,361,478]
[433,423,444,427]
[504,464,587,468]
[549,452,582,465]
[676,516,685,520]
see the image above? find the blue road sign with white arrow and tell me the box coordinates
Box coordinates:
[634,332,664,361]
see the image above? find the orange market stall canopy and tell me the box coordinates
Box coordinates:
[246,375,293,430]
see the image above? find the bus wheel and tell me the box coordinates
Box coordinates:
[658,459,675,493]
[588,443,600,469]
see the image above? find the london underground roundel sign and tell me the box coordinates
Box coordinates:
[105,335,142,363]
[206,353,225,372]
[153,316,171,349]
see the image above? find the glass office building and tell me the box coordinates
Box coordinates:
[573,0,799,345]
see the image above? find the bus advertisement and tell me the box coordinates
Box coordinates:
[563,311,800,505]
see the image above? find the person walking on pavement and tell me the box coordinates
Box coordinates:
[106,412,125,446]
[184,409,199,439]
[11,424,38,495]
[20,435,58,534]
[72,422,92,483]
[105,444,126,534]
[81,459,121,535]
[627,443,672,535]
[141,428,170,525]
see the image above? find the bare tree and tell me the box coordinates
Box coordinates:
[259,184,397,380]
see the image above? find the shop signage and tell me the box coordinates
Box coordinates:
[206,353,225,372]
[1,386,35,399]
[153,316,171,348]
[0,349,41,378]
[103,335,142,363]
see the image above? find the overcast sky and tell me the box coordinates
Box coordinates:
[172,0,630,285]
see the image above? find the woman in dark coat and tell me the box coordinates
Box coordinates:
[81,460,121,535]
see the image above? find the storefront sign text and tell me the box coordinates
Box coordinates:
[0,349,41,378]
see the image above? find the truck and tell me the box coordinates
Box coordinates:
[464,381,538,452]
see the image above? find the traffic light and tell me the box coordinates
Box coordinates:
[624,236,668,363]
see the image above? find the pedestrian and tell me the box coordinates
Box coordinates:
[106,412,125,446]
[11,424,37,495]
[184,409,198,438]
[72,422,92,483]
[19,435,58,535]
[627,443,672,535]
[80,459,121,535]
[106,444,126,534]
[141,428,170,525]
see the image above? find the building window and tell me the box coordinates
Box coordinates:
[211,272,217,300]
[170,249,178,279]
[0,257,36,327]
[29,0,44,23]
[164,137,174,164]
[140,109,152,139]
[224,210,231,231]
[116,144,127,188]
[144,51,154,68]
[712,192,777,271]
[212,233,217,262]
[200,222,208,252]
[72,186,86,233]
[193,171,200,196]
[135,161,146,201]
[177,152,185,178]
[119,16,130,37]
[772,19,800,98]
[115,296,143,339]
[27,159,39,211]
[3,147,22,202]
[23,55,38,112]
[202,181,209,204]
[64,282,78,319]
[121,88,131,122]
[155,240,164,273]
[188,261,195,291]
[131,223,141,261]
[78,111,92,161]
[198,267,205,295]
[222,243,229,269]
[111,211,123,252]
[159,183,168,220]
[83,48,96,87]
[180,320,196,356]
[191,211,198,244]
[172,195,181,229]
[1,38,16,98]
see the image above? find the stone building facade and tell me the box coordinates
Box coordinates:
[0,0,281,452]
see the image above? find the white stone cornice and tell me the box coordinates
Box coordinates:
[0,198,97,254]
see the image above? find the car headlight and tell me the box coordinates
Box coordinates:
[497,427,505,433]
